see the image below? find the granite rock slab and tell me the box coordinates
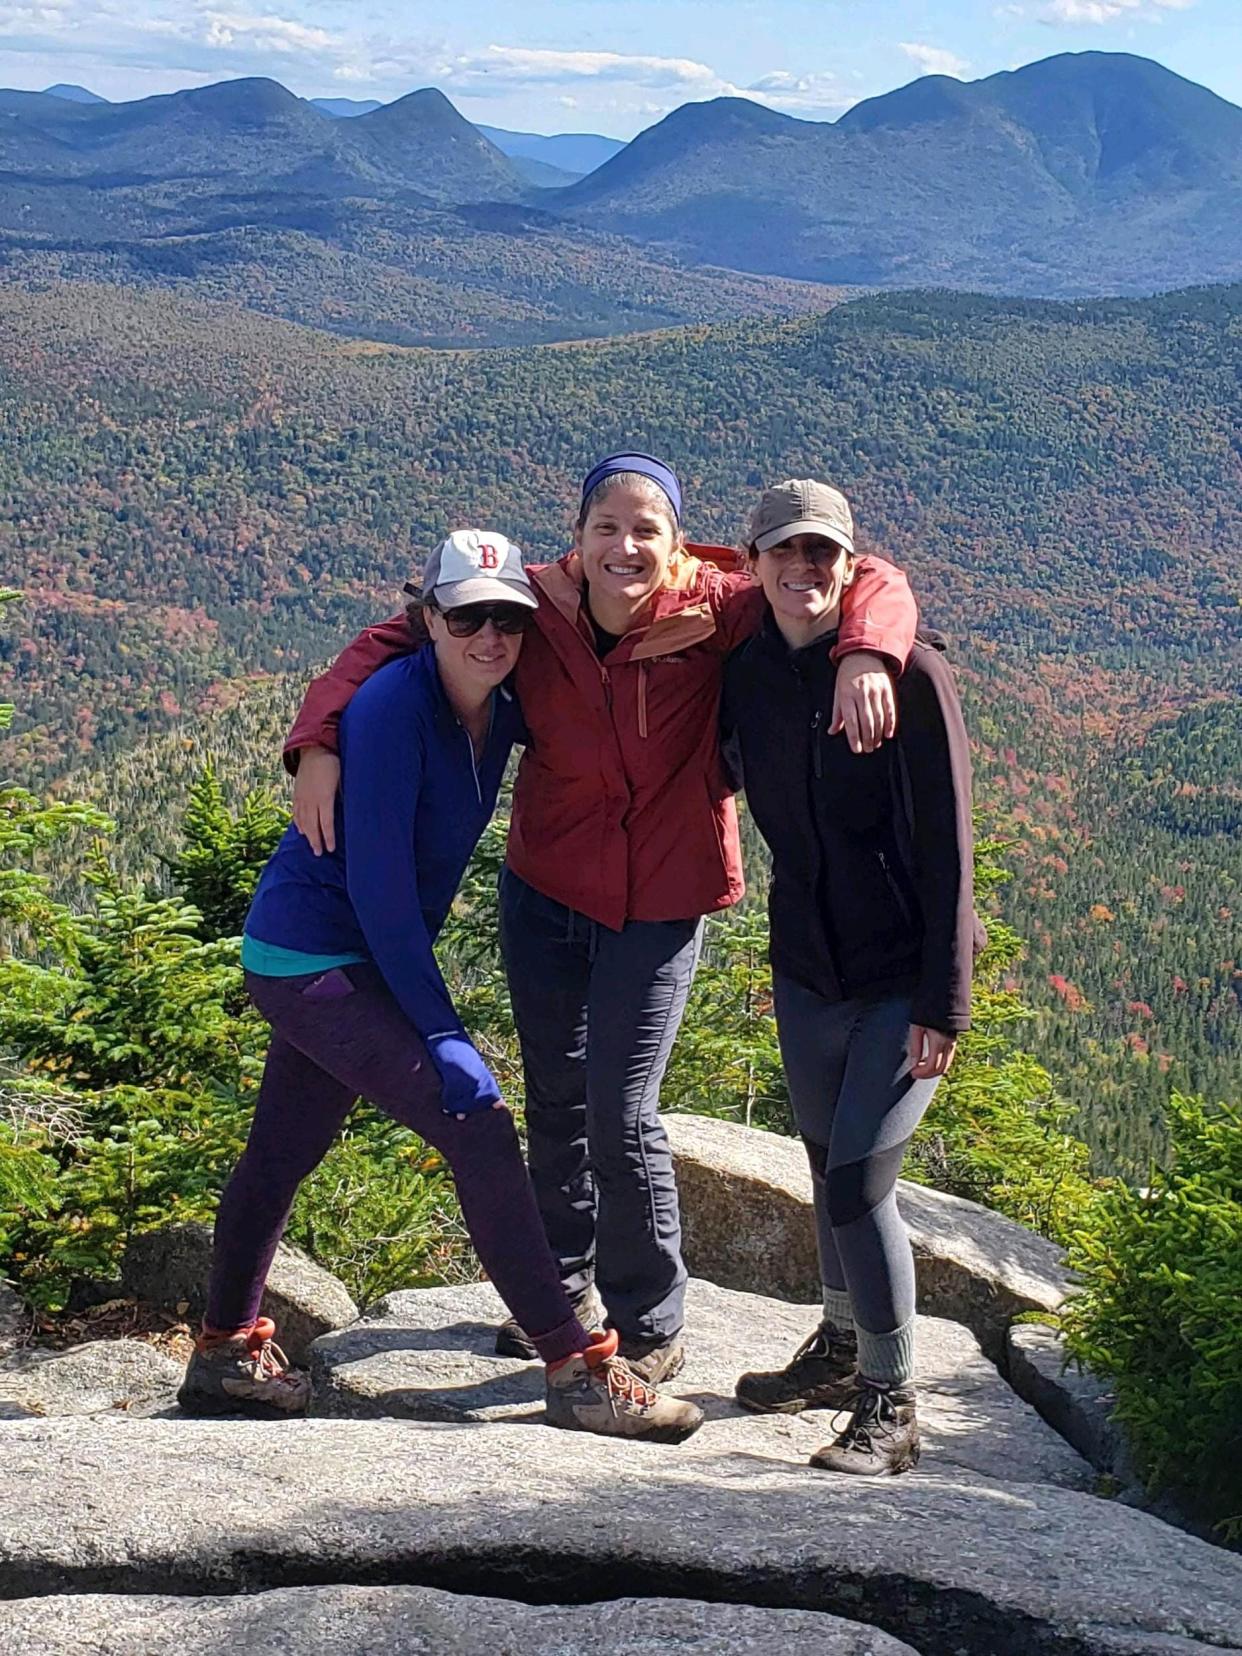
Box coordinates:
[0,1338,182,1417]
[0,1414,1238,1656]
[121,1221,358,1363]
[310,1277,1094,1491]
[0,1585,921,1655]
[667,1112,1070,1356]
[1006,1323,1135,1482]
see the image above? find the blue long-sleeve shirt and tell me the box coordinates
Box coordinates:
[244,649,524,1113]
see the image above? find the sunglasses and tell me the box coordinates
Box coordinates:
[442,603,534,638]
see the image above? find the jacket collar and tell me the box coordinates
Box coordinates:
[755,606,841,674]
[532,544,740,661]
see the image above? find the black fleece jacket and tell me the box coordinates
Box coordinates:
[722,615,979,1034]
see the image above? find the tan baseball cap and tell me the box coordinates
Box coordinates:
[748,479,855,556]
[421,529,538,611]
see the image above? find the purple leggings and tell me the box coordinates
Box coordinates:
[204,964,590,1366]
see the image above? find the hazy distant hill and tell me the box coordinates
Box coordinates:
[0,78,529,205]
[4,55,1240,301]
[311,97,383,118]
[0,203,838,347]
[43,83,107,104]
[0,77,841,344]
[476,124,624,181]
[560,53,1242,295]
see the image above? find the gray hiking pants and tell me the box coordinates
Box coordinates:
[499,866,701,1343]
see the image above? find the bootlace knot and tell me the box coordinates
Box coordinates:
[246,1325,298,1386]
[604,1357,656,1412]
[831,1384,895,1454]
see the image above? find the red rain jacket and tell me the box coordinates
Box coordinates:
[286,544,918,930]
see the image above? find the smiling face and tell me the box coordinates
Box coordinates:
[754,533,854,634]
[425,604,525,696]
[576,478,681,620]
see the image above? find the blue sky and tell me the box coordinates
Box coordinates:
[1,0,1237,136]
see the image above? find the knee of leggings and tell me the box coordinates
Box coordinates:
[825,1141,908,1228]
[800,1134,831,1182]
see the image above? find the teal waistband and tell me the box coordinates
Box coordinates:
[241,934,367,977]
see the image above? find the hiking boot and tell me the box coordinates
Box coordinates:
[616,1333,686,1385]
[177,1318,311,1419]
[735,1323,858,1415]
[545,1328,703,1443]
[809,1382,920,1476]
[495,1286,604,1361]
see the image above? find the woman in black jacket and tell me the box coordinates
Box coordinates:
[722,479,978,1477]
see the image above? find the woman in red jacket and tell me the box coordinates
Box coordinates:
[285,454,918,1380]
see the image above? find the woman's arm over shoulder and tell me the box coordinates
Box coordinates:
[832,555,918,675]
[708,569,766,652]
[283,613,419,774]
[899,644,975,1034]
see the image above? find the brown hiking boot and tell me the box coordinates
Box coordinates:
[735,1323,858,1415]
[495,1285,604,1361]
[617,1333,686,1385]
[545,1328,703,1443]
[177,1318,311,1419]
[809,1382,920,1476]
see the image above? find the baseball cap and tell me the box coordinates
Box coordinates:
[421,529,538,611]
[748,479,855,556]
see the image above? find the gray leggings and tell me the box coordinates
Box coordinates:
[773,977,941,1361]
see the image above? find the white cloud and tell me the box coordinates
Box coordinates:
[201,11,340,55]
[442,45,724,91]
[0,4,859,129]
[898,42,972,78]
[1039,0,1194,21]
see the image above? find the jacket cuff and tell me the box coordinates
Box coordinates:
[911,1005,971,1037]
[830,630,905,676]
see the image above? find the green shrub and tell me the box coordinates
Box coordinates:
[1062,1091,1242,1537]
[168,766,287,943]
[0,750,472,1308]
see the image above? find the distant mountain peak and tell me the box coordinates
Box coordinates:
[660,96,801,137]
[43,83,108,105]
[181,77,303,120]
[571,95,798,193]
[362,86,469,132]
[839,73,981,133]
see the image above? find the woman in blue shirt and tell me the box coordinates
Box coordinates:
[177,529,702,1444]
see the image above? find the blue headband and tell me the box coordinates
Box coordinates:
[580,452,682,523]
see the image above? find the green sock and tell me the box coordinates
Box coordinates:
[820,1286,855,1337]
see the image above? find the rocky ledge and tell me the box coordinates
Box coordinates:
[1,1275,1239,1655]
[0,1585,922,1655]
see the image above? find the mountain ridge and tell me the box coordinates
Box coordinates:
[2,52,1240,306]
[559,52,1242,295]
